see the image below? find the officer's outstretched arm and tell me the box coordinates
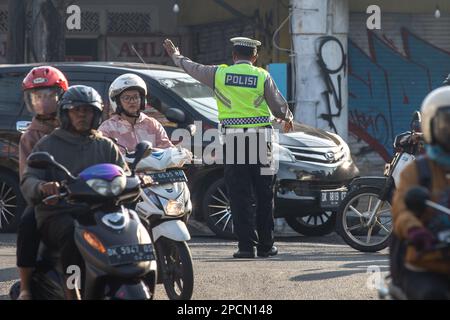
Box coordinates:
[163,38,217,89]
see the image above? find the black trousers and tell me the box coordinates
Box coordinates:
[402,268,450,300]
[16,207,40,268]
[39,214,83,276]
[222,129,276,252]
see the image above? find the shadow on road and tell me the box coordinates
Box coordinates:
[0,267,18,283]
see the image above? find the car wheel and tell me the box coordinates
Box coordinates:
[202,178,236,239]
[284,211,336,236]
[0,170,25,233]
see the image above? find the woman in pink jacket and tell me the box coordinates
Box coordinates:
[98,73,174,152]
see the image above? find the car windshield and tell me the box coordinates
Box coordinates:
[143,70,219,122]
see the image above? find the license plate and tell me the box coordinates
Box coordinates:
[106,244,154,266]
[320,189,347,209]
[148,170,187,184]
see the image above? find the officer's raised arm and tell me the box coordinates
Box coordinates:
[163,39,217,89]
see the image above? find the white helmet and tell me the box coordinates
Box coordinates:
[420,86,450,152]
[109,73,147,114]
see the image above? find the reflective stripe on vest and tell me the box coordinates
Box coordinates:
[215,63,272,128]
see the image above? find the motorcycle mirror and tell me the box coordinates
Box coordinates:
[405,186,429,216]
[130,141,153,172]
[165,108,186,123]
[26,152,76,180]
[27,152,55,169]
[112,138,129,154]
[410,111,422,132]
[187,124,196,137]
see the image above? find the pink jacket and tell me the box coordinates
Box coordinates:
[98,113,174,152]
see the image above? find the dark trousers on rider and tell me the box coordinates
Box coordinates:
[223,128,276,253]
[39,214,83,276]
[16,207,40,268]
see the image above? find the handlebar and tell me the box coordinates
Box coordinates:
[42,192,68,205]
[424,199,450,217]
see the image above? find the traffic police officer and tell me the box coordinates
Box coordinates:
[164,37,294,258]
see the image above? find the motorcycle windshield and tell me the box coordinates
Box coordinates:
[79,163,124,182]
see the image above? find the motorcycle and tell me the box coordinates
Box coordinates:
[378,186,450,300]
[124,142,194,300]
[9,142,157,300]
[336,111,424,252]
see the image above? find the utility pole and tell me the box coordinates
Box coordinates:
[6,0,26,63]
[31,0,66,62]
[290,0,348,139]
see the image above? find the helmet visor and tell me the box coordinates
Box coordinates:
[432,106,450,152]
[24,87,60,115]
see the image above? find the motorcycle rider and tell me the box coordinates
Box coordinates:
[20,85,128,300]
[98,73,174,152]
[16,66,68,300]
[392,86,450,299]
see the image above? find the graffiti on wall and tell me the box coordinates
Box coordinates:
[317,36,346,134]
[348,28,450,161]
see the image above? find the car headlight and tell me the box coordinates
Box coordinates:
[86,176,126,196]
[165,199,184,217]
[329,133,352,161]
[341,140,351,160]
[273,143,296,163]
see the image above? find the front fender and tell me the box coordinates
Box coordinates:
[152,220,191,242]
[348,176,388,190]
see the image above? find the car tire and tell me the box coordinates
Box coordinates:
[284,212,336,236]
[202,177,237,239]
[0,170,25,233]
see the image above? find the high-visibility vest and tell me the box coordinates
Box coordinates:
[214,63,272,128]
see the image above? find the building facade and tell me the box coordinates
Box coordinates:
[1,0,450,174]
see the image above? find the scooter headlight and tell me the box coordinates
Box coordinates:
[86,179,111,196]
[165,199,184,217]
[111,176,127,195]
[86,176,126,196]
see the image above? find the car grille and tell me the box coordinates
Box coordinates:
[285,145,345,164]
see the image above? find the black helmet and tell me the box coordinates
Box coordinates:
[58,85,103,130]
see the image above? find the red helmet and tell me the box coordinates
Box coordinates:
[23,66,69,115]
[22,66,68,91]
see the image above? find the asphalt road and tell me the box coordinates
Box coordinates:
[0,231,389,300]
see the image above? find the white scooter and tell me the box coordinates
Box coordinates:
[125,143,194,300]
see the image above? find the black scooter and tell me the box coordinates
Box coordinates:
[10,142,157,300]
